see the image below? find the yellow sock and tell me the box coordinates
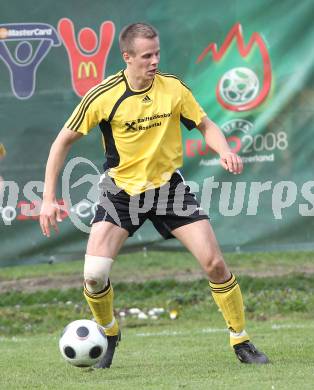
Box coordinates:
[209,274,249,346]
[83,280,119,337]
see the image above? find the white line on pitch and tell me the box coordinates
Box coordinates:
[136,324,314,337]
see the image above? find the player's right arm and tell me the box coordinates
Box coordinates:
[40,127,83,237]
[40,77,116,236]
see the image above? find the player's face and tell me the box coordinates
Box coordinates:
[126,37,160,82]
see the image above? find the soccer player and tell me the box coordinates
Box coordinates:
[40,22,269,367]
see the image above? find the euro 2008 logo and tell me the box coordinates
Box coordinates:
[62,157,101,233]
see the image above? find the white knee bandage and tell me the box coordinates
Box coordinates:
[84,255,114,294]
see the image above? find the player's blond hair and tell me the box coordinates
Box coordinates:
[119,22,159,55]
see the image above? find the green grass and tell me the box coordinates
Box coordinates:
[1,251,314,389]
[1,312,314,389]
[1,274,314,336]
[1,250,314,281]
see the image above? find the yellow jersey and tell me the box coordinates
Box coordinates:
[65,70,206,195]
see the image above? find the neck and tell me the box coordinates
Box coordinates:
[124,69,152,90]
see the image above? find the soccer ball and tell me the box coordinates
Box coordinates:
[219,67,260,105]
[59,319,108,367]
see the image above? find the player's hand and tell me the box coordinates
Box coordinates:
[220,151,243,174]
[39,199,62,237]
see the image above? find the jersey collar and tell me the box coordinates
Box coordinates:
[123,70,155,95]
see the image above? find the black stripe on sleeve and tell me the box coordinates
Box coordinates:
[71,78,124,131]
[68,75,123,130]
[68,74,121,129]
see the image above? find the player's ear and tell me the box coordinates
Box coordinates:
[122,51,131,64]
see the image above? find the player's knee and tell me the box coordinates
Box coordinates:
[83,255,114,294]
[203,255,226,278]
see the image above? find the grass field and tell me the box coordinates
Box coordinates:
[1,312,314,389]
[1,250,314,281]
[1,251,314,389]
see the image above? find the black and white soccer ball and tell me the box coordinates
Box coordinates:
[59,319,108,367]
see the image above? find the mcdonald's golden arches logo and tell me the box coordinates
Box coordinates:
[78,61,97,79]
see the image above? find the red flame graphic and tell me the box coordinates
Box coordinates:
[197,23,272,111]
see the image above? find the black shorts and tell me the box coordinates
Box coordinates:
[92,171,209,239]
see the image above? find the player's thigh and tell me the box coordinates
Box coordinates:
[86,221,129,258]
[171,219,224,264]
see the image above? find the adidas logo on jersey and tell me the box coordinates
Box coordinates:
[142,95,152,104]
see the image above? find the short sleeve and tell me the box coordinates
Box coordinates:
[64,86,104,135]
[180,85,206,130]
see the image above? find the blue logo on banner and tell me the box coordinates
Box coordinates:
[0,23,60,99]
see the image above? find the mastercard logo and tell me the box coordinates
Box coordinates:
[0,28,8,39]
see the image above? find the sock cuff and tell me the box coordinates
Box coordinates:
[230,329,248,338]
[230,330,250,346]
[84,279,111,299]
[102,317,116,329]
[209,273,237,292]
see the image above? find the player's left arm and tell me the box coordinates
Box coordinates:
[197,116,243,174]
